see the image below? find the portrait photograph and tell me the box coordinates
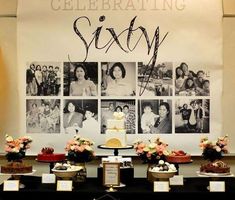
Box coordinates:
[101,62,136,96]
[26,99,60,133]
[26,62,61,96]
[63,62,98,96]
[175,99,210,133]
[138,99,172,134]
[63,99,98,136]
[138,62,173,96]
[101,100,136,134]
[175,62,210,96]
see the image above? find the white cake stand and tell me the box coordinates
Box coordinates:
[0,170,36,188]
[98,145,133,156]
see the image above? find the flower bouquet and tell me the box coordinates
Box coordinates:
[4,134,33,162]
[134,137,170,164]
[65,135,95,163]
[199,135,228,162]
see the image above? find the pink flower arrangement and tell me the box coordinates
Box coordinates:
[199,135,228,162]
[134,137,170,164]
[65,135,95,163]
[4,134,33,162]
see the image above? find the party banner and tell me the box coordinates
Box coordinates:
[17,0,223,155]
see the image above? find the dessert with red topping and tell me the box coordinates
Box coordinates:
[37,147,65,162]
[166,150,191,163]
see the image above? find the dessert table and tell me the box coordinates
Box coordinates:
[1,176,235,199]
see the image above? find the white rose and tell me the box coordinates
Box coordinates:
[158,160,164,165]
[148,143,156,149]
[165,162,170,166]
[70,146,75,150]
[85,146,92,151]
[216,146,221,152]
[6,136,13,142]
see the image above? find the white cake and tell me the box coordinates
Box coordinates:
[105,112,127,147]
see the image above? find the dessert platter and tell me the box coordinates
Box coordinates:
[52,162,83,180]
[166,150,192,163]
[148,160,177,180]
[37,147,66,162]
[197,160,233,177]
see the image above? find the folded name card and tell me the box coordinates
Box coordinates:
[42,173,56,184]
[3,180,19,191]
[56,180,73,191]
[154,181,169,192]
[209,181,225,192]
[170,175,184,185]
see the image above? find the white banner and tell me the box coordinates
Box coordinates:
[17,0,223,155]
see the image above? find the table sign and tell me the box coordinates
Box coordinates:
[56,180,73,191]
[42,173,56,184]
[209,181,225,192]
[3,180,19,191]
[169,175,184,185]
[154,181,169,192]
[103,162,120,187]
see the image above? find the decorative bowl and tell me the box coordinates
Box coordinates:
[52,168,82,180]
[148,170,177,179]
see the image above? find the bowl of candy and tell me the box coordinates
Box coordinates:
[148,160,177,180]
[52,163,83,180]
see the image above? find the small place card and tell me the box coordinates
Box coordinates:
[169,175,184,185]
[3,180,19,191]
[154,181,169,192]
[209,181,225,192]
[42,173,56,184]
[56,180,73,191]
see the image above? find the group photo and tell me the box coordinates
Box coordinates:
[63,99,98,137]
[26,99,60,133]
[101,100,136,134]
[175,62,210,96]
[138,99,172,134]
[175,99,210,133]
[26,62,61,96]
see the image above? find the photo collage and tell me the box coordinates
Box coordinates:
[25,61,210,135]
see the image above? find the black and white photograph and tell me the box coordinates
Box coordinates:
[175,99,210,133]
[26,62,61,96]
[101,62,136,96]
[138,99,172,134]
[63,99,98,136]
[175,62,210,96]
[101,100,136,134]
[138,62,173,96]
[64,62,98,96]
[26,99,60,133]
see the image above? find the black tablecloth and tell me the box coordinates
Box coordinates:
[1,176,235,200]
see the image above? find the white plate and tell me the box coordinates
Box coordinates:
[197,171,234,177]
[0,169,36,176]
